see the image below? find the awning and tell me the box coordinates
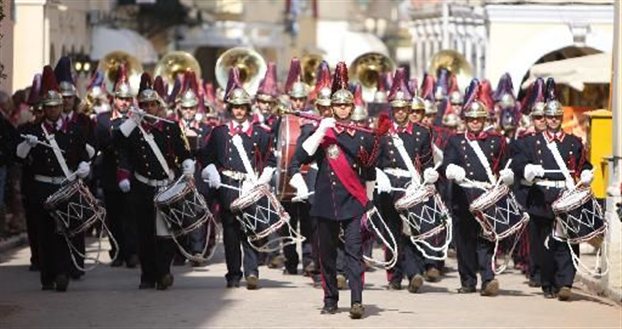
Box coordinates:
[522,52,611,91]
[91,27,158,64]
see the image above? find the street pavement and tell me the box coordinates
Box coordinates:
[0,239,620,328]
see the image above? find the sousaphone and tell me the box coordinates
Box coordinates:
[215,47,267,95]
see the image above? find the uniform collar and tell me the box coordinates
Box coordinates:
[43,118,65,133]
[228,120,253,137]
[465,130,488,141]
[333,121,356,136]
[544,130,565,143]
[62,111,74,122]
[391,121,413,134]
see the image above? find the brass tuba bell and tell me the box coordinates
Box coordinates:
[154,51,202,87]
[97,51,144,95]
[215,47,267,95]
[300,53,324,89]
[427,49,473,92]
[349,52,395,102]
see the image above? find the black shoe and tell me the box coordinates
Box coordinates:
[528,280,542,288]
[320,305,338,314]
[543,288,556,299]
[408,275,424,293]
[387,281,402,290]
[267,255,285,269]
[156,274,174,290]
[110,258,124,267]
[424,267,441,282]
[69,271,84,280]
[41,283,55,291]
[172,257,186,266]
[246,274,259,290]
[557,286,572,301]
[126,255,139,269]
[55,275,69,292]
[29,264,40,272]
[139,281,156,289]
[226,281,240,288]
[457,286,476,294]
[480,279,499,297]
[349,303,364,319]
[282,268,297,275]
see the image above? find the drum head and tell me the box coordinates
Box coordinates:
[155,180,188,204]
[275,115,307,201]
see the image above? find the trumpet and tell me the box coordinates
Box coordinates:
[129,107,175,124]
[280,108,375,134]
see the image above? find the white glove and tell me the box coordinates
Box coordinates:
[257,166,276,185]
[580,169,594,186]
[445,164,466,183]
[317,117,336,135]
[375,168,392,194]
[366,181,375,200]
[76,161,91,179]
[119,118,138,137]
[118,179,131,193]
[241,179,254,195]
[289,173,309,202]
[201,164,221,189]
[423,168,439,184]
[524,164,545,183]
[23,134,39,146]
[182,159,195,176]
[499,168,514,186]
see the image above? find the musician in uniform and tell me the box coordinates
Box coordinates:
[116,78,194,290]
[442,81,513,296]
[375,69,437,292]
[200,84,275,290]
[296,63,378,318]
[513,97,592,300]
[93,67,138,268]
[16,66,91,291]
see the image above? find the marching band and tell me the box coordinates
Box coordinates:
[9,49,607,320]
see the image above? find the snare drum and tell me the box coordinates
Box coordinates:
[230,183,290,241]
[551,187,606,244]
[154,176,212,236]
[469,184,529,241]
[395,184,450,240]
[44,179,106,237]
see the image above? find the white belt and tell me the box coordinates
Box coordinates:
[135,173,172,187]
[534,179,567,188]
[34,175,66,185]
[458,180,492,190]
[383,168,412,178]
[221,170,247,181]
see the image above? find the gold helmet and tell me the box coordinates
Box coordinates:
[390,90,410,108]
[227,87,252,106]
[449,90,462,105]
[179,89,199,108]
[442,112,460,128]
[42,90,63,107]
[463,100,489,119]
[544,100,563,116]
[138,89,160,104]
[331,89,354,105]
[531,101,546,116]
[424,99,438,115]
[315,86,332,107]
[289,81,308,98]
[411,96,425,111]
[59,81,77,97]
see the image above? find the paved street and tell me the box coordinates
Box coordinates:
[0,239,620,328]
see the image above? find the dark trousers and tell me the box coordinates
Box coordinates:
[453,207,494,289]
[222,209,259,283]
[530,215,577,291]
[23,193,40,267]
[318,217,363,307]
[282,202,317,272]
[32,182,72,286]
[528,220,541,284]
[131,180,176,284]
[103,189,137,261]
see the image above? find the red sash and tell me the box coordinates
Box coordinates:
[321,129,368,207]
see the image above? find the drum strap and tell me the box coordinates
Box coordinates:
[391,133,421,186]
[231,134,258,183]
[466,134,496,185]
[42,123,73,179]
[137,124,174,181]
[545,141,574,190]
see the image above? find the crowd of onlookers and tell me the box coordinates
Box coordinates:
[0,88,37,240]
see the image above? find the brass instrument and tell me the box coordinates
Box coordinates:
[427,49,473,92]
[349,52,395,102]
[97,51,144,95]
[300,53,324,89]
[154,51,202,87]
[215,47,267,95]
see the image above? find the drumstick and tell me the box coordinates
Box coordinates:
[543,169,575,174]
[291,191,315,203]
[20,134,66,153]
[216,182,242,192]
